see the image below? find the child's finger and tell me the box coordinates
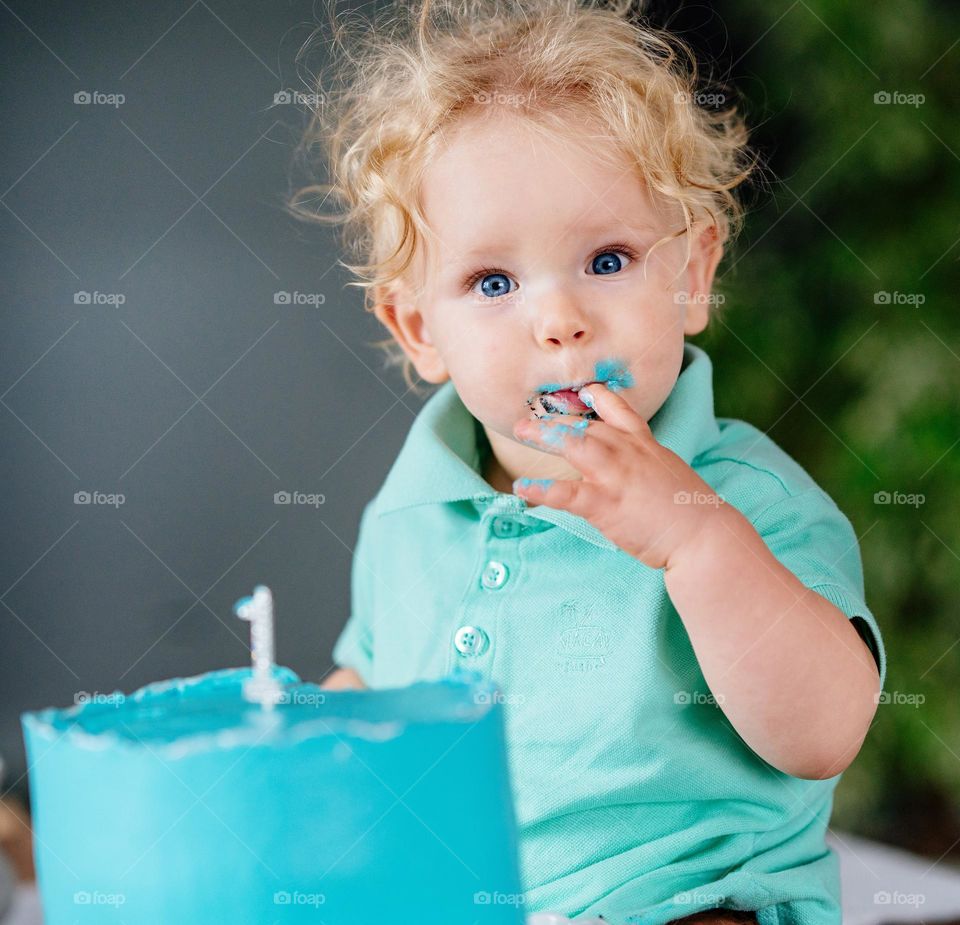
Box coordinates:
[578,382,651,438]
[514,415,587,454]
[512,474,601,518]
[513,416,619,481]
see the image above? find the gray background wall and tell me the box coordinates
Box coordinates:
[0,0,419,787]
[1,0,734,791]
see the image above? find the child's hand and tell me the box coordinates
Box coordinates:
[512,383,729,570]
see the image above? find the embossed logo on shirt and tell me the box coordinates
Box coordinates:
[556,602,609,673]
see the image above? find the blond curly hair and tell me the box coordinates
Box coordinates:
[286,0,758,394]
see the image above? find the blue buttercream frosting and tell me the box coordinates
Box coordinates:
[21,666,525,924]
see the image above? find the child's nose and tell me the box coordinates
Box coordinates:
[547,328,587,345]
[533,295,592,348]
[539,323,590,348]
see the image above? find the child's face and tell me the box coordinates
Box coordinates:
[378,107,722,451]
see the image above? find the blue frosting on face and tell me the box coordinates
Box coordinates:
[535,357,635,395]
[21,667,526,923]
[591,358,635,392]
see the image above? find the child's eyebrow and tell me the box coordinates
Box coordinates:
[576,219,662,236]
[459,220,662,259]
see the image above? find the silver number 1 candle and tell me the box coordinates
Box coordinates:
[234,585,284,709]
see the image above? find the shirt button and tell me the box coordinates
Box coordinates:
[454,625,489,656]
[480,560,509,589]
[491,516,521,538]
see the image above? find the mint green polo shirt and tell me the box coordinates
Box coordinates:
[332,340,887,925]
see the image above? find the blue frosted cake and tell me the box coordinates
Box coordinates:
[21,664,525,923]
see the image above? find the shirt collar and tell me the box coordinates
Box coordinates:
[375,342,722,552]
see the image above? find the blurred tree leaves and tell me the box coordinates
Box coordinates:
[699,0,960,851]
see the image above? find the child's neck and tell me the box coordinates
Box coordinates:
[478,421,584,505]
[482,450,521,497]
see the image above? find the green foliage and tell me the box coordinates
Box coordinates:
[705,0,960,848]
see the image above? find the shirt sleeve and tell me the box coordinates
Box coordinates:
[751,487,887,691]
[331,498,379,685]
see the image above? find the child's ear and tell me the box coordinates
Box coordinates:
[373,280,449,384]
[681,222,724,336]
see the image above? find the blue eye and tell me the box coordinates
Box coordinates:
[470,271,517,299]
[590,250,630,275]
[463,241,639,298]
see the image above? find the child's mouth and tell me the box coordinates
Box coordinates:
[529,388,601,420]
[525,360,633,422]
[541,389,592,414]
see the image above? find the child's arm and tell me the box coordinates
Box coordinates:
[513,382,880,781]
[662,502,880,780]
[320,666,368,691]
